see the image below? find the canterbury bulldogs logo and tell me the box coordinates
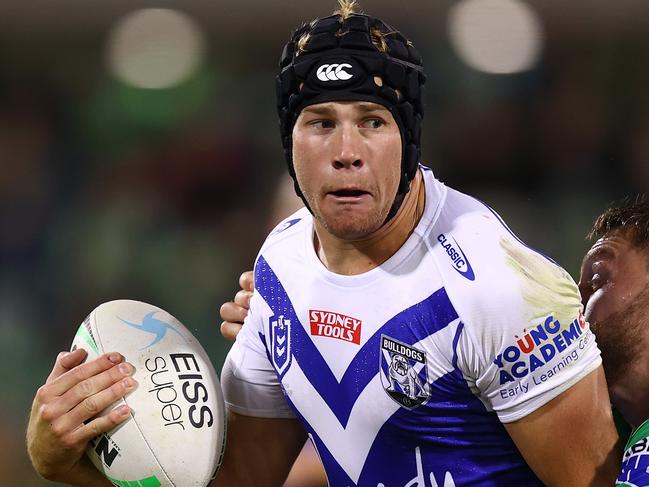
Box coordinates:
[379,335,430,409]
[316,63,354,81]
[270,314,291,376]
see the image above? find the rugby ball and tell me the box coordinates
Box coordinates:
[71,300,226,487]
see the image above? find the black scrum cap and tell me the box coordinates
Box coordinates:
[276,12,426,212]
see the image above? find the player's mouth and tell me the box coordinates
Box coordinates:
[326,188,371,203]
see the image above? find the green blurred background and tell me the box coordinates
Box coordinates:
[1,0,648,484]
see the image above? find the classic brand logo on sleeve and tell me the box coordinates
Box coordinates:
[437,233,475,281]
[494,313,591,388]
[309,310,361,344]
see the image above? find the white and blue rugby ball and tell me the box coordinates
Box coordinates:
[71,300,227,487]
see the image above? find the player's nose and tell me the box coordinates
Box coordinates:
[332,123,363,170]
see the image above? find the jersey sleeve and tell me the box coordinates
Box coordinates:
[453,234,602,424]
[220,289,296,419]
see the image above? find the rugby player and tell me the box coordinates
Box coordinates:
[215,1,620,485]
[578,197,649,486]
[26,1,620,486]
[223,196,649,486]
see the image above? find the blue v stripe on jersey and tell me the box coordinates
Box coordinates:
[255,256,460,427]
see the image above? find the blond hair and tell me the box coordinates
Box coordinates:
[334,0,359,20]
[297,0,397,55]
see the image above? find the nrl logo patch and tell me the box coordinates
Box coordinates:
[270,314,291,376]
[379,335,430,409]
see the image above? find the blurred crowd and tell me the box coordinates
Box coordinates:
[0,1,647,485]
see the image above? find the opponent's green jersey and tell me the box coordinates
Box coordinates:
[617,419,649,487]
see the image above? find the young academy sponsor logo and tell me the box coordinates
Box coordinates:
[379,335,430,409]
[309,310,361,344]
[493,313,592,394]
[437,233,475,281]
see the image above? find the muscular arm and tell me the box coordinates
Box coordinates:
[504,366,621,486]
[212,411,307,487]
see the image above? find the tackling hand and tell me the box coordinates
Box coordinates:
[219,271,254,341]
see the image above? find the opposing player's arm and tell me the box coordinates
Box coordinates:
[504,365,620,486]
[212,411,306,487]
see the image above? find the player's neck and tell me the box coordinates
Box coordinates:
[609,356,649,428]
[313,170,425,275]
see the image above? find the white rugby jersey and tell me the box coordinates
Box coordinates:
[222,167,601,486]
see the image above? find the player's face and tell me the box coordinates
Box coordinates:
[578,232,649,385]
[292,101,402,240]
[579,232,648,326]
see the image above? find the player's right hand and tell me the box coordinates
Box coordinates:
[219,270,254,341]
[27,348,137,483]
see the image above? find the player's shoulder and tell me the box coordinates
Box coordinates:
[253,207,311,282]
[424,180,580,330]
[425,184,590,400]
[428,182,563,288]
[259,207,311,255]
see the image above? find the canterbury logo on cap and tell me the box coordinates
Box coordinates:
[316,63,354,81]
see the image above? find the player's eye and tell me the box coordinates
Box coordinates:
[362,118,385,129]
[311,119,335,129]
[589,273,602,291]
[589,260,613,292]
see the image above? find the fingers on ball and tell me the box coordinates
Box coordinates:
[73,405,131,444]
[69,378,137,426]
[42,362,134,421]
[59,353,124,390]
[72,353,123,381]
[46,349,88,383]
[59,348,87,366]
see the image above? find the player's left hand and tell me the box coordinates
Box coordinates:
[219,270,254,341]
